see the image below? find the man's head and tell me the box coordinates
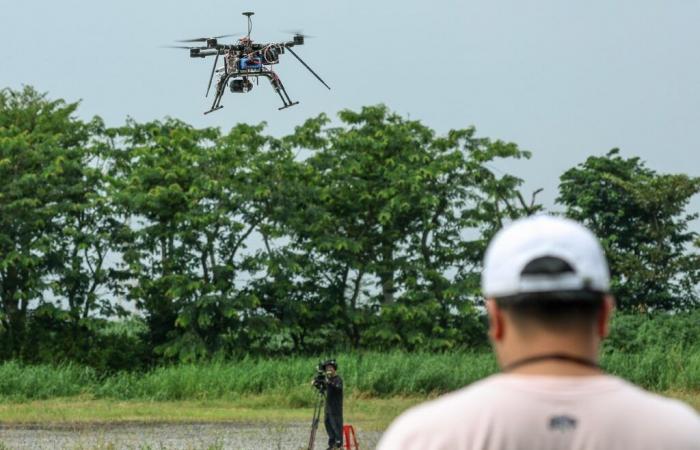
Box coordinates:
[323,359,338,376]
[481,215,615,371]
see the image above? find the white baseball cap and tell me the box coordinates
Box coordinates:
[481,215,610,298]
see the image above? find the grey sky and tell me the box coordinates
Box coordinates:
[2,0,699,221]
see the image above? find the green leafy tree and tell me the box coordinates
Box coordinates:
[46,119,129,344]
[283,105,538,350]
[0,86,102,357]
[109,120,282,361]
[558,149,700,311]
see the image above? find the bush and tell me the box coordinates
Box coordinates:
[18,311,150,373]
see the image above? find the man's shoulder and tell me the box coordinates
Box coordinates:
[613,379,700,423]
[378,374,700,450]
[600,379,700,445]
[383,375,504,430]
[377,375,507,449]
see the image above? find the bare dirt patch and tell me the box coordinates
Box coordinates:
[0,422,382,449]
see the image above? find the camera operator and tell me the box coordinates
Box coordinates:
[320,359,344,450]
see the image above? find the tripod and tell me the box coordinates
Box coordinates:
[307,390,325,450]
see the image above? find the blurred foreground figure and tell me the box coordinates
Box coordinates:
[378,215,700,450]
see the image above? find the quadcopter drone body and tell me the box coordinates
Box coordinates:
[171,12,330,114]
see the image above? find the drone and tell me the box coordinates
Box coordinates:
[168,12,330,114]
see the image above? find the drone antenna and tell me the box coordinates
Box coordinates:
[243,12,254,39]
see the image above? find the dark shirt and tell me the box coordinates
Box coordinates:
[325,374,343,416]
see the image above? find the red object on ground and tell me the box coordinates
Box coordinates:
[343,424,359,449]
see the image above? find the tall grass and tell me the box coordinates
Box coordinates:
[603,346,700,391]
[0,349,697,402]
[0,361,95,400]
[111,351,496,404]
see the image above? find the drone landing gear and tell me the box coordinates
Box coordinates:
[203,105,223,115]
[279,101,299,110]
[204,77,227,115]
[271,76,299,110]
[202,72,300,113]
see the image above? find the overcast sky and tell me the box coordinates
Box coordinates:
[2,0,699,223]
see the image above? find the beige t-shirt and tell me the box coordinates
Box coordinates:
[378,374,700,450]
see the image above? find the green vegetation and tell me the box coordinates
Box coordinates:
[0,350,696,429]
[0,86,537,364]
[0,311,694,402]
[559,149,700,311]
[0,345,697,403]
[0,353,494,402]
[0,86,698,372]
[0,391,697,429]
[0,396,425,430]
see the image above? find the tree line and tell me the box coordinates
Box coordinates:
[0,86,698,368]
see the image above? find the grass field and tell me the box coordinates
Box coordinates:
[0,349,697,432]
[0,394,424,430]
[0,391,696,431]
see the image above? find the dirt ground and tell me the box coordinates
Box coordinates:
[0,422,383,450]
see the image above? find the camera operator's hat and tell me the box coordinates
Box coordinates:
[322,359,337,369]
[481,215,610,298]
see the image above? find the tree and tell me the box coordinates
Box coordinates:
[558,149,700,311]
[109,119,284,361]
[0,86,103,358]
[282,105,538,350]
[47,118,128,344]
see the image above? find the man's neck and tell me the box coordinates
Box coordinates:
[506,358,602,376]
[498,334,601,376]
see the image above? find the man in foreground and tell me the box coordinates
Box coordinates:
[378,215,700,450]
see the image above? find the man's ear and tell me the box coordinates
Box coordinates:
[486,298,505,341]
[598,295,616,338]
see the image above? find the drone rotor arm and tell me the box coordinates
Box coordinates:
[284,46,330,90]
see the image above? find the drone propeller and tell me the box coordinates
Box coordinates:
[205,51,220,97]
[283,30,316,39]
[177,34,239,43]
[284,46,330,90]
[161,45,202,49]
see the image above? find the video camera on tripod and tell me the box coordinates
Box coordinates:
[312,362,331,394]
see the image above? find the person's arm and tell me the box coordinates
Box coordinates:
[327,375,343,390]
